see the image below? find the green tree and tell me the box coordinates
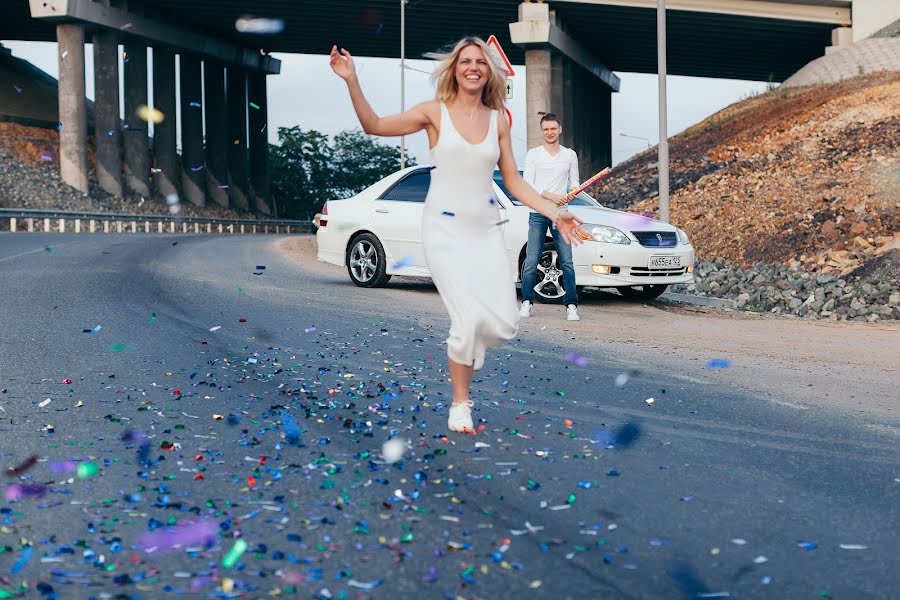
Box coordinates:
[269,127,333,220]
[269,127,415,219]
[331,130,414,199]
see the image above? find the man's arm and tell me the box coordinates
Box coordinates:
[523,149,538,192]
[568,149,580,193]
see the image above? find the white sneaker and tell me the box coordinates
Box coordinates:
[566,304,580,321]
[519,300,533,317]
[448,400,475,433]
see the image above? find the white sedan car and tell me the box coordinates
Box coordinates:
[316,166,695,301]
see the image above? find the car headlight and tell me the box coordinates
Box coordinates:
[577,223,631,244]
[676,227,690,245]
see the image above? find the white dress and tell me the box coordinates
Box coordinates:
[422,102,519,370]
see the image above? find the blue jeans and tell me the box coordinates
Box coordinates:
[521,212,578,306]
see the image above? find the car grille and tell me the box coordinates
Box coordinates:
[630,267,687,277]
[632,231,677,247]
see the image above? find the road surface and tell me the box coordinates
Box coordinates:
[1,233,897,599]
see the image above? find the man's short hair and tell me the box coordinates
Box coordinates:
[540,113,561,127]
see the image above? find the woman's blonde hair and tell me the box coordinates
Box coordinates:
[431,37,508,111]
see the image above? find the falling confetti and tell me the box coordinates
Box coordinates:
[222,539,248,569]
[566,352,588,367]
[235,16,285,34]
[137,104,165,124]
[381,438,407,463]
[392,256,413,269]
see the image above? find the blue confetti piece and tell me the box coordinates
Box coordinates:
[441,211,455,216]
[798,541,817,551]
[392,256,413,269]
[255,265,266,270]
[107,130,114,137]
[189,101,202,108]
[705,359,731,369]
[190,165,205,172]
[281,412,301,445]
[11,546,35,574]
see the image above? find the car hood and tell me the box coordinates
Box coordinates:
[565,205,678,233]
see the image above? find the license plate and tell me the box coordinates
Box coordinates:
[649,255,681,269]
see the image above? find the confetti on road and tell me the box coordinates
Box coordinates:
[705,359,732,369]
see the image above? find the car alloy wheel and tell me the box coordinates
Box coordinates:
[346,233,391,288]
[530,243,566,303]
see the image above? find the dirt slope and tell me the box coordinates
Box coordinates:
[592,71,899,276]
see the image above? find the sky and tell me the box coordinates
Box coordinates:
[2,40,768,167]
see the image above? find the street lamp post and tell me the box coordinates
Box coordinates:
[400,0,406,168]
[619,132,652,149]
[657,0,670,222]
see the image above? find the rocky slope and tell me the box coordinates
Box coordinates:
[589,71,899,320]
[0,121,251,221]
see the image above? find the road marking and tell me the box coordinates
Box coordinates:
[0,245,73,263]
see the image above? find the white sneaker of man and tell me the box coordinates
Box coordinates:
[519,300,533,318]
[566,304,580,321]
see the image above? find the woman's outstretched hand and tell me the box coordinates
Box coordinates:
[556,212,584,246]
[329,45,356,81]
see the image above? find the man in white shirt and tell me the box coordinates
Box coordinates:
[520,113,580,321]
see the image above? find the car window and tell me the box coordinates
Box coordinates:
[380,171,431,202]
[492,174,601,208]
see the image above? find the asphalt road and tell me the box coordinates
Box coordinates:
[1,233,898,599]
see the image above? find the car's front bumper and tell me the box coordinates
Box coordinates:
[572,241,695,287]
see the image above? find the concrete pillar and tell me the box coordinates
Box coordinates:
[153,46,178,199]
[248,71,272,215]
[204,60,229,208]
[56,24,88,193]
[226,67,250,211]
[93,29,123,197]
[124,42,151,197]
[524,49,551,151]
[179,53,205,207]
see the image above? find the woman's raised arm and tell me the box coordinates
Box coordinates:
[330,45,432,137]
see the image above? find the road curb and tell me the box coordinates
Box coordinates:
[661,291,738,309]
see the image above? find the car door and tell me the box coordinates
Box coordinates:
[371,169,431,267]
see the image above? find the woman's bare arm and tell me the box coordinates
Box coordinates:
[331,45,433,137]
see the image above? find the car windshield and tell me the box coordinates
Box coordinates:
[492,172,602,208]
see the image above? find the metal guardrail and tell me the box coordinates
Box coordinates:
[0,208,313,234]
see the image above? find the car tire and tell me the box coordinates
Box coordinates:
[520,242,567,304]
[346,233,392,288]
[617,284,668,300]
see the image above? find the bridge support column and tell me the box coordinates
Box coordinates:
[524,48,552,151]
[180,53,205,206]
[124,42,151,197]
[153,46,178,199]
[93,29,122,197]
[226,67,250,211]
[204,60,229,208]
[57,23,88,193]
[248,71,272,215]
[512,2,619,177]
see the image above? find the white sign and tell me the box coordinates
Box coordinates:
[506,78,513,100]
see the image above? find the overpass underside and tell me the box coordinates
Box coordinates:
[3,0,851,196]
[8,0,281,213]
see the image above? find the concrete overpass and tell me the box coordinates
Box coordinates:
[2,0,893,207]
